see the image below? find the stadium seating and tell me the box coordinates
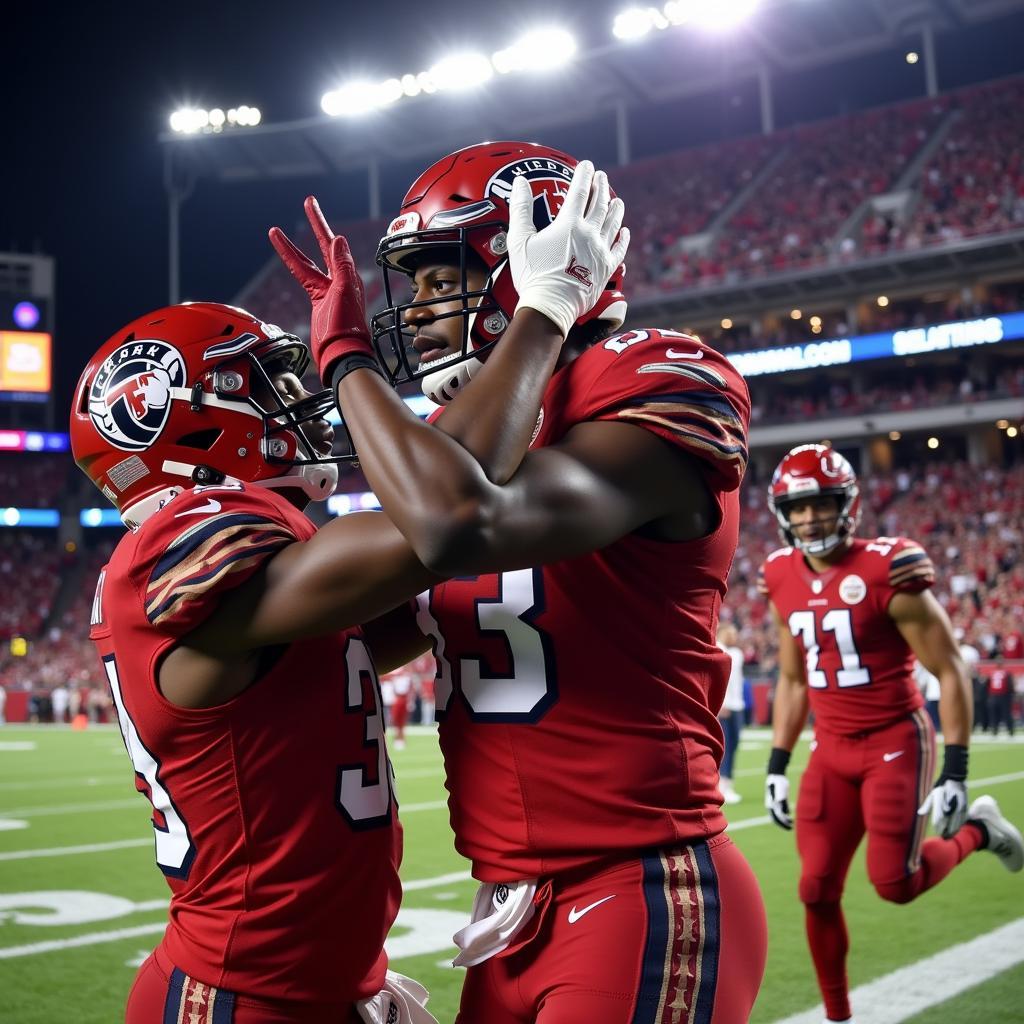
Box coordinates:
[236,76,1023,326]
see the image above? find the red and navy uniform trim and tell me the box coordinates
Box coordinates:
[145,512,293,627]
[634,842,721,1024]
[164,967,235,1023]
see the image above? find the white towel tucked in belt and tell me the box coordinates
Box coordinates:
[452,879,539,968]
[356,970,437,1024]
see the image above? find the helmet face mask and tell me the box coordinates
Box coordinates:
[372,141,627,405]
[372,226,503,404]
[768,444,861,556]
[71,303,352,527]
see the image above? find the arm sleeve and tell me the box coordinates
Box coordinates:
[886,538,936,595]
[580,332,751,492]
[131,488,299,637]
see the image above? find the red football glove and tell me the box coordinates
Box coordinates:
[269,196,374,383]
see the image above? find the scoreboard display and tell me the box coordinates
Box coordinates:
[0,330,51,395]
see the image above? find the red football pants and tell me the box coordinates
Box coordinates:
[126,942,361,1023]
[391,694,409,731]
[456,835,767,1024]
[796,709,983,1020]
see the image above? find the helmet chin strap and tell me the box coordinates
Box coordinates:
[421,353,483,406]
[793,530,847,556]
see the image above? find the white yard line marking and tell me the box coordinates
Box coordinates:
[0,799,144,818]
[0,819,28,832]
[0,742,36,751]
[0,838,151,862]
[399,799,449,813]
[403,870,472,891]
[770,917,1024,1024]
[0,775,126,792]
[0,923,168,960]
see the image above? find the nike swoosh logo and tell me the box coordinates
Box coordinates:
[665,348,704,359]
[567,894,616,924]
[175,498,222,518]
[883,750,904,762]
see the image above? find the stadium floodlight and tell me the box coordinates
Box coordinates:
[169,108,208,134]
[1008,426,1020,438]
[171,105,261,133]
[889,430,902,441]
[401,73,421,97]
[906,51,920,64]
[493,27,577,74]
[673,0,761,31]
[927,437,940,449]
[429,52,493,91]
[613,7,665,40]
[321,81,401,117]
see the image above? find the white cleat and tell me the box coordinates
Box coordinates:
[968,795,1024,872]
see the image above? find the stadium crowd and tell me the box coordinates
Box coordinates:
[724,460,1024,682]
[238,75,1024,329]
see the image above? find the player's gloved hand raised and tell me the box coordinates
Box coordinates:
[765,747,793,830]
[269,197,375,385]
[918,744,969,839]
[507,161,631,339]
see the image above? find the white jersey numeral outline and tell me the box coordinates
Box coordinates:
[416,567,557,720]
[336,637,396,827]
[104,655,197,878]
[788,608,872,690]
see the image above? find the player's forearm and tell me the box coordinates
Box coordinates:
[431,308,565,485]
[936,661,972,745]
[335,321,560,568]
[771,674,809,752]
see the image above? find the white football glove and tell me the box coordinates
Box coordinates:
[506,161,631,338]
[918,777,968,839]
[765,773,793,830]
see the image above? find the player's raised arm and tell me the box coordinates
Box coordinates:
[890,587,974,838]
[765,601,810,830]
[270,164,627,572]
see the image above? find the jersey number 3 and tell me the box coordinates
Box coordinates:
[415,567,558,722]
[788,609,871,689]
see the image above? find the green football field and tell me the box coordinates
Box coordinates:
[1,726,1021,1023]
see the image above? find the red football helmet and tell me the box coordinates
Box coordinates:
[372,141,628,404]
[768,444,861,555]
[71,302,343,528]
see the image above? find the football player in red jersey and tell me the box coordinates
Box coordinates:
[303,140,768,1024]
[70,160,623,1024]
[760,444,1024,1024]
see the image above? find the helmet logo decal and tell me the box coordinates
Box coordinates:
[88,340,186,452]
[387,212,421,236]
[486,157,575,230]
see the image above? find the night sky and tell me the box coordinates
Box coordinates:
[5,2,1024,411]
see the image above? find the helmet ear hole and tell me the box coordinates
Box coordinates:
[177,429,223,451]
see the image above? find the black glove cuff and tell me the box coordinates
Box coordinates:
[329,353,384,392]
[767,747,792,776]
[940,743,969,782]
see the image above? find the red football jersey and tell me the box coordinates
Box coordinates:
[417,329,751,881]
[89,483,401,1004]
[760,536,936,735]
[989,669,1011,695]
